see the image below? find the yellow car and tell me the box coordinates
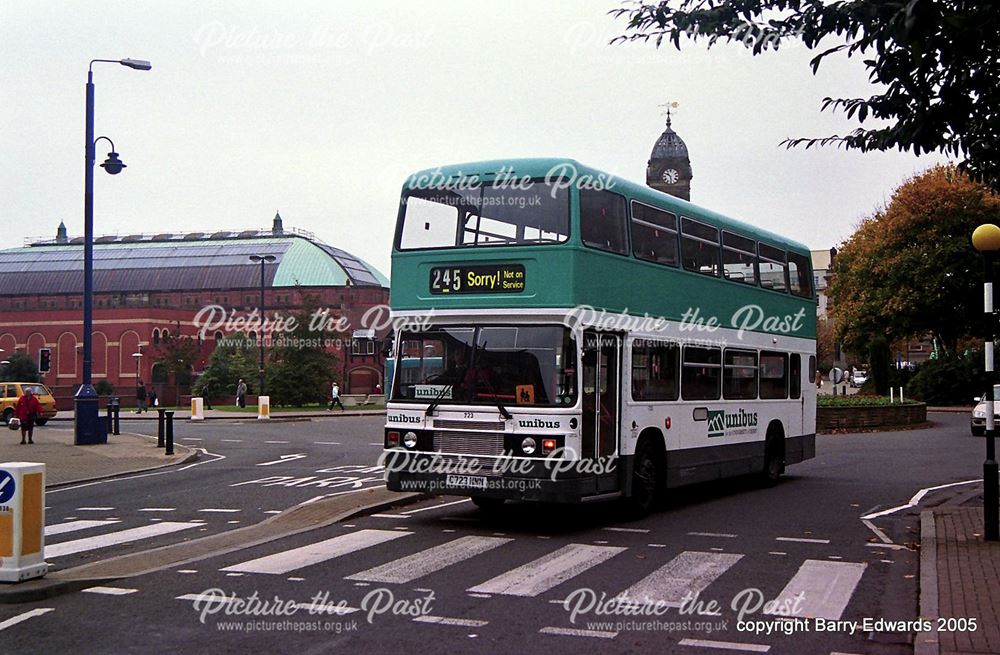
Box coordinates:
[1,382,58,426]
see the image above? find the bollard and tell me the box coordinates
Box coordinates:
[106,405,113,433]
[890,387,895,403]
[164,411,175,456]
[112,404,121,436]
[157,409,165,448]
[0,463,48,582]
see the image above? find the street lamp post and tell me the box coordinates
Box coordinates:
[75,57,151,446]
[132,351,143,405]
[972,223,1000,542]
[249,254,276,397]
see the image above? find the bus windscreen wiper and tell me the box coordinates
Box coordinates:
[424,383,454,416]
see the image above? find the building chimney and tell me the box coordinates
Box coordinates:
[272,211,284,235]
[56,221,68,244]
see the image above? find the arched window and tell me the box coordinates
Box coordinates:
[152,329,160,345]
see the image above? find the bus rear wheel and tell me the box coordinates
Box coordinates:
[761,432,785,486]
[625,441,661,518]
[471,496,505,512]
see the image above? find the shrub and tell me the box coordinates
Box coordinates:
[905,351,987,405]
[94,380,114,396]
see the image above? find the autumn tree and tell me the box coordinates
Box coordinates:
[611,1,1000,191]
[829,164,1000,354]
[152,332,203,405]
[265,295,340,406]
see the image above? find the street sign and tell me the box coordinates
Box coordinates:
[0,462,48,582]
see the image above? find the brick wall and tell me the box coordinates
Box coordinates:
[817,402,927,431]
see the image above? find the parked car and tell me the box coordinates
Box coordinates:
[0,382,58,425]
[850,369,868,388]
[971,392,1000,436]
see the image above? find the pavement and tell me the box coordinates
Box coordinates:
[917,483,1000,655]
[0,424,195,486]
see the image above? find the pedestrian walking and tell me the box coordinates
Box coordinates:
[236,379,247,408]
[202,381,213,410]
[149,388,158,408]
[14,387,41,445]
[136,380,147,414]
[328,381,345,411]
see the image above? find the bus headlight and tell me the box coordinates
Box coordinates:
[521,437,537,455]
[403,431,418,449]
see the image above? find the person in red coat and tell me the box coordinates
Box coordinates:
[14,388,42,445]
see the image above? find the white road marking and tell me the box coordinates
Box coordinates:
[467,593,491,599]
[539,626,618,639]
[775,537,830,544]
[76,507,115,511]
[220,439,243,443]
[649,543,667,548]
[348,536,511,584]
[766,559,867,620]
[82,586,137,596]
[138,508,176,513]
[313,441,341,445]
[0,608,55,632]
[294,602,359,615]
[414,616,489,627]
[866,542,910,550]
[861,519,893,544]
[45,519,121,536]
[367,442,384,446]
[678,638,769,652]
[402,499,472,514]
[603,527,649,534]
[222,529,410,575]
[768,552,787,556]
[369,514,410,519]
[198,508,241,513]
[264,440,291,444]
[618,551,743,607]
[177,570,198,574]
[263,510,282,514]
[181,438,202,442]
[46,522,200,558]
[468,544,625,597]
[257,453,307,467]
[688,532,738,538]
[860,479,982,520]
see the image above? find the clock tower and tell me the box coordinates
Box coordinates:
[646,108,692,201]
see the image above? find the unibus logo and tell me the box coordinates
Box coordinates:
[707,409,758,438]
[387,414,421,424]
[518,419,561,429]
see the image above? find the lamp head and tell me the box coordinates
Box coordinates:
[120,59,152,71]
[100,151,126,175]
[973,224,1000,253]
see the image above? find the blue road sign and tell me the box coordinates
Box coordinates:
[0,470,15,504]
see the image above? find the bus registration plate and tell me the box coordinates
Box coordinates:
[430,264,525,294]
[445,474,488,490]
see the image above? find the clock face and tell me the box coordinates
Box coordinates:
[661,168,679,184]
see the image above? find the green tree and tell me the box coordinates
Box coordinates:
[828,165,1000,353]
[194,336,258,401]
[0,352,39,382]
[265,296,339,406]
[612,1,1000,191]
[94,379,114,396]
[868,336,891,397]
[152,332,203,405]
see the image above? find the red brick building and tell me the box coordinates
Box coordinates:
[0,215,390,407]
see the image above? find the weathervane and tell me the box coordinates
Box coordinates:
[658,101,679,127]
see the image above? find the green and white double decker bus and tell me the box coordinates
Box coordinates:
[382,158,816,514]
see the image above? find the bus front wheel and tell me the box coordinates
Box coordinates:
[471,496,505,512]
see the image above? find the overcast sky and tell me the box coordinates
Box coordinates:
[1,1,947,278]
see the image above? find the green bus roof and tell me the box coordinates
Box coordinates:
[402,158,811,256]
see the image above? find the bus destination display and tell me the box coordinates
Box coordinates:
[430,264,525,295]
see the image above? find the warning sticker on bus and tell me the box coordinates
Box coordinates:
[430,264,525,295]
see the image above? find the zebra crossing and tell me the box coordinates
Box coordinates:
[195,525,869,623]
[40,515,873,630]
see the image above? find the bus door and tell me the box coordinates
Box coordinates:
[582,330,622,492]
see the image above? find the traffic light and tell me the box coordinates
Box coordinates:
[38,348,51,373]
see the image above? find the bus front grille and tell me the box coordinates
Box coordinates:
[433,419,506,431]
[433,430,505,456]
